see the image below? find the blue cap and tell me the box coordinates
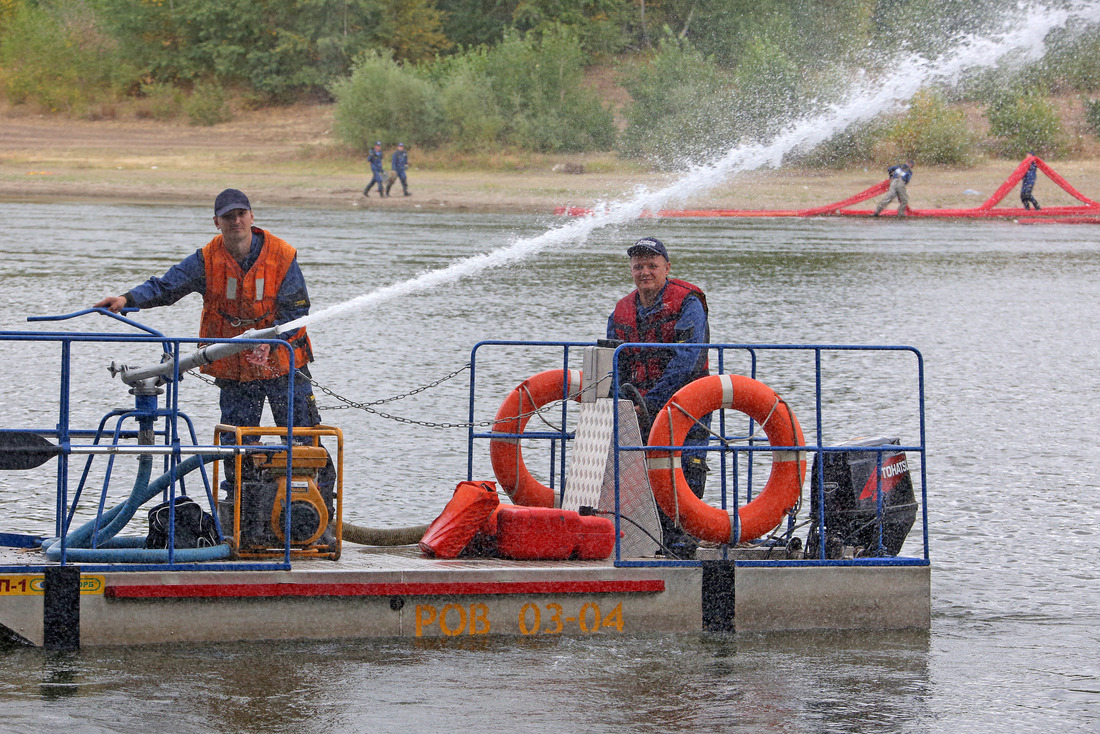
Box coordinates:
[375,141,382,146]
[398,142,405,147]
[627,237,668,260]
[214,188,251,217]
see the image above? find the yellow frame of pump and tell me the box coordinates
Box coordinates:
[213,424,344,560]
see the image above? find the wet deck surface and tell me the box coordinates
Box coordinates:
[0,540,787,573]
[0,542,634,573]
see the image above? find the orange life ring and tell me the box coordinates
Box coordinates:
[490,369,583,507]
[647,374,806,545]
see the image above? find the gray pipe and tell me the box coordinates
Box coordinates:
[341,522,429,546]
[114,326,281,385]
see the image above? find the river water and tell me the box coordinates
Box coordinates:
[0,202,1098,732]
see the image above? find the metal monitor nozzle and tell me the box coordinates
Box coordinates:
[109,326,281,386]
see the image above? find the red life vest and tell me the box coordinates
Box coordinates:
[609,278,709,395]
[199,228,313,382]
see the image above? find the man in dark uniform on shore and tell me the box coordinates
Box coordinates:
[388,142,410,196]
[364,141,386,198]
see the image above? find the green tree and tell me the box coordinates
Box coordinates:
[480,26,615,150]
[0,0,131,113]
[871,0,1019,57]
[1085,97,1100,137]
[96,0,407,101]
[512,0,631,56]
[890,88,976,165]
[986,88,1066,158]
[730,37,801,141]
[436,51,506,148]
[437,0,519,48]
[685,0,796,68]
[331,50,446,150]
[333,27,614,152]
[619,39,737,165]
[0,0,24,33]
[376,0,453,63]
[1041,25,1100,93]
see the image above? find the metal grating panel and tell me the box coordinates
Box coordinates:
[563,399,661,557]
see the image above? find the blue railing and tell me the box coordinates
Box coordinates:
[469,340,929,568]
[0,310,305,573]
[467,340,593,501]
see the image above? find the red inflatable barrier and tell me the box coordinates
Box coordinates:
[554,156,1100,221]
[420,485,619,561]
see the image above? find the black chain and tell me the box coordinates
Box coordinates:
[305,364,481,428]
[311,362,472,409]
[185,365,608,431]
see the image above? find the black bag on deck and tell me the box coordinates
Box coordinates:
[145,496,220,549]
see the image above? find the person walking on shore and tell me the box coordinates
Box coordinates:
[388,143,410,196]
[363,142,385,198]
[873,161,914,217]
[1021,155,1041,210]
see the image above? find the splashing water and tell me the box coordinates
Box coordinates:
[280,1,1100,335]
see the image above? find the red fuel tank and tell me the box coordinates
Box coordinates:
[571,514,617,560]
[486,505,616,560]
[419,480,499,558]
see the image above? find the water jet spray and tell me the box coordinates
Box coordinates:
[282,3,1099,335]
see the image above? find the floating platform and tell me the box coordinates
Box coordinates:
[555,155,1100,221]
[0,315,931,647]
[0,546,930,645]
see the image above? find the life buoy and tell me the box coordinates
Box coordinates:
[647,374,805,545]
[490,369,583,507]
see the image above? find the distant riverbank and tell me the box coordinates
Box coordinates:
[2,104,1099,214]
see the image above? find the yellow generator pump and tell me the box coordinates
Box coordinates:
[216,425,343,560]
[255,446,330,546]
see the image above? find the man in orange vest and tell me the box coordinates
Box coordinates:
[94,188,321,440]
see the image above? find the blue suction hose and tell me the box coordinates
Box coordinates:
[44,453,230,562]
[43,454,154,550]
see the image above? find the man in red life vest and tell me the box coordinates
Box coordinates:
[607,237,711,558]
[93,188,322,448]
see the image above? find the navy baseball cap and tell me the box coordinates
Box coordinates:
[214,188,251,217]
[627,237,669,260]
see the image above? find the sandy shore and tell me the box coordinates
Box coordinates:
[2,105,1099,214]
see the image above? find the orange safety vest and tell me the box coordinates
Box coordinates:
[199,228,313,381]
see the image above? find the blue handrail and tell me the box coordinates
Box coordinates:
[0,310,305,572]
[468,340,929,569]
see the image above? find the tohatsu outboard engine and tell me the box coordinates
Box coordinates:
[805,436,918,558]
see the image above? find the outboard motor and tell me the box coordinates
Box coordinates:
[806,436,917,558]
